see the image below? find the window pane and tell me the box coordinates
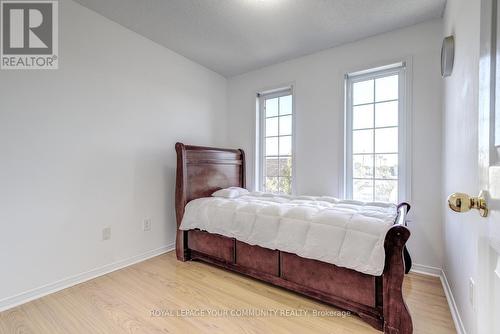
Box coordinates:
[279,157,292,177]
[279,136,292,155]
[265,117,278,137]
[353,179,374,202]
[266,137,279,156]
[375,154,398,179]
[353,129,373,154]
[375,75,398,102]
[353,154,373,178]
[375,127,398,153]
[353,80,374,105]
[279,177,292,195]
[261,91,294,194]
[279,95,292,115]
[279,115,292,136]
[265,177,279,193]
[375,180,398,203]
[265,157,279,177]
[353,104,374,129]
[375,101,398,128]
[266,98,278,117]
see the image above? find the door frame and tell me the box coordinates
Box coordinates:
[478,0,496,185]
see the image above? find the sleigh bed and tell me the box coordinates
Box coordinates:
[175,142,413,334]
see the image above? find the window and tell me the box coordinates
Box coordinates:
[257,88,294,194]
[345,63,408,203]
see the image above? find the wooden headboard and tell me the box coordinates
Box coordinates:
[174,142,245,260]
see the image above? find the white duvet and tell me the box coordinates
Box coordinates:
[179,193,398,275]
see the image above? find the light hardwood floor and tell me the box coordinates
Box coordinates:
[0,251,456,334]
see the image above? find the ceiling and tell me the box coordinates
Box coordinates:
[75,0,446,77]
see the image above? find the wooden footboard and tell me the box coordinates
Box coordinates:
[175,142,412,334]
[383,203,413,334]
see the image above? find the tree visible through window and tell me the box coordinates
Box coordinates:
[346,64,407,203]
[259,89,293,195]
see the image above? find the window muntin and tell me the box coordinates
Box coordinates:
[346,65,406,203]
[259,90,293,195]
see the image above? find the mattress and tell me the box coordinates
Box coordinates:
[179,193,398,275]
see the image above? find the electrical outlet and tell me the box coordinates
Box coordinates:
[143,219,152,232]
[102,227,111,240]
[469,278,475,308]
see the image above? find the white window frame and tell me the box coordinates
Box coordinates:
[344,62,410,203]
[257,87,295,194]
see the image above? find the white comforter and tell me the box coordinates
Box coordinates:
[179,193,398,275]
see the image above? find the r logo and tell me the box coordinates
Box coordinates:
[2,2,52,54]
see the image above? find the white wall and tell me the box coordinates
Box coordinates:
[442,0,481,333]
[0,0,226,305]
[227,20,444,269]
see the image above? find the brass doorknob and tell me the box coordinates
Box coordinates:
[447,191,488,217]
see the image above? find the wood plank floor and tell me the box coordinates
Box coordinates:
[0,251,456,334]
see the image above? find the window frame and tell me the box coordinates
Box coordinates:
[257,87,295,194]
[344,62,410,203]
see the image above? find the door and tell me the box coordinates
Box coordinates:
[447,1,500,333]
[477,0,500,332]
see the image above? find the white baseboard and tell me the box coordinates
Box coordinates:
[440,270,467,334]
[0,242,175,313]
[411,263,466,334]
[410,263,442,277]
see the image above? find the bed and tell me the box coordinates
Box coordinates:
[175,142,413,334]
